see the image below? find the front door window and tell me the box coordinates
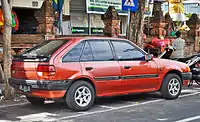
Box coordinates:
[112,41,145,61]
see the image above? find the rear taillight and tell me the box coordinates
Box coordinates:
[37,65,56,77]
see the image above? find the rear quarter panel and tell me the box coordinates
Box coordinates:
[49,38,84,81]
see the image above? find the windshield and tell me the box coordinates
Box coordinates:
[21,40,68,58]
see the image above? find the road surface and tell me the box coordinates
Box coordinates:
[0,86,200,122]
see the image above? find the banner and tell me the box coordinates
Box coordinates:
[86,0,154,16]
[169,0,186,21]
[86,0,126,14]
[144,0,154,17]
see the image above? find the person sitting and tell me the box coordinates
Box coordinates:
[170,31,185,59]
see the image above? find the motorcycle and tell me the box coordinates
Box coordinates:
[158,46,200,86]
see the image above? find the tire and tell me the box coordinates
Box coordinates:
[65,81,95,111]
[193,63,200,85]
[195,80,200,86]
[160,74,182,100]
[26,96,45,105]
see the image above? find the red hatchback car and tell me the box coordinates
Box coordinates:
[10,37,192,111]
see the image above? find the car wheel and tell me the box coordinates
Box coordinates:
[161,73,182,100]
[65,80,95,111]
[26,96,45,105]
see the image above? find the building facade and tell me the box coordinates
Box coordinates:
[62,0,128,36]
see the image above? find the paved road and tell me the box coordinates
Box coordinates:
[1,87,200,122]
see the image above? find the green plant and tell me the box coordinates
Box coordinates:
[185,13,192,19]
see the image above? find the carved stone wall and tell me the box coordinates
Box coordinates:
[187,14,200,52]
[34,0,56,35]
[101,6,120,37]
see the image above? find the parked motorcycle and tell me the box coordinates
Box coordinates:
[158,47,200,86]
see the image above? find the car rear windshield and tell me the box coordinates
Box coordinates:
[15,40,68,61]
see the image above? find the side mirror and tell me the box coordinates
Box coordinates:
[145,54,153,61]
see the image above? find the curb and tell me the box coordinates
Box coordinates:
[0,84,3,96]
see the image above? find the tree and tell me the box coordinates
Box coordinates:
[0,0,13,99]
[127,0,146,48]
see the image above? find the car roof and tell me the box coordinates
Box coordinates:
[52,36,128,42]
[49,36,147,54]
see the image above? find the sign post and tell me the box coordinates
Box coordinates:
[127,8,131,38]
[122,0,138,38]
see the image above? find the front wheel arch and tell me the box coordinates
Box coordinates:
[159,70,183,91]
[160,73,182,100]
[164,70,183,83]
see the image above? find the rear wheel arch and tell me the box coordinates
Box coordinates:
[66,77,96,95]
[65,79,96,111]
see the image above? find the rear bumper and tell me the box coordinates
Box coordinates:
[9,78,72,98]
[9,78,72,90]
[181,72,192,80]
[17,90,66,99]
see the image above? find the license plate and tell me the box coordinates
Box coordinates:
[19,85,31,92]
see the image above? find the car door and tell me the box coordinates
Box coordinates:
[111,40,159,92]
[80,40,122,96]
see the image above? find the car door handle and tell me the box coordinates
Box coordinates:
[85,67,93,71]
[124,66,131,69]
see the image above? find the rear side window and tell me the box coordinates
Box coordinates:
[21,40,68,57]
[89,40,114,61]
[62,42,84,62]
[80,41,93,61]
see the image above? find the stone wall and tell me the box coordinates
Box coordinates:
[0,34,44,64]
[0,34,44,48]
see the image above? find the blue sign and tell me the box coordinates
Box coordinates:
[122,0,138,12]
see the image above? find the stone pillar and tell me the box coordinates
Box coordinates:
[34,0,56,35]
[101,6,120,37]
[150,1,166,36]
[152,1,162,13]
[187,14,200,52]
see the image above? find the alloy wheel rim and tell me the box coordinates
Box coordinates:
[74,86,92,107]
[168,78,181,96]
